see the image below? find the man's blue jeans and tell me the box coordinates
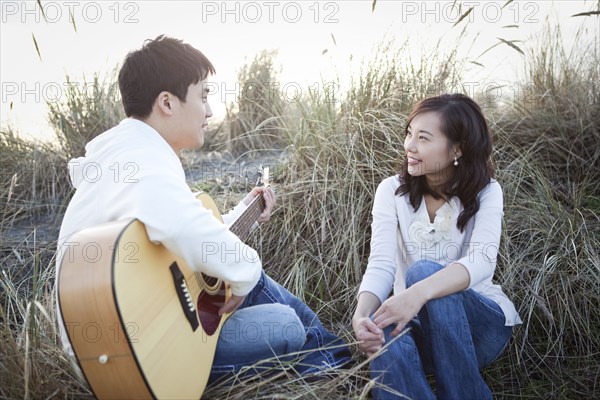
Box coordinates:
[208,270,353,383]
[370,260,513,400]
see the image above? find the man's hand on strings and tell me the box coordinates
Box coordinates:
[243,187,276,223]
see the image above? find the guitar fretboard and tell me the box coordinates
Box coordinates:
[230,194,266,241]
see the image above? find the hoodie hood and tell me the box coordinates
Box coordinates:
[67,156,87,189]
[66,118,178,189]
[67,124,121,189]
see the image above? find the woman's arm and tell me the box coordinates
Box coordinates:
[353,177,401,355]
[412,262,470,300]
[354,291,382,319]
[455,181,504,289]
[357,177,400,303]
[353,292,385,356]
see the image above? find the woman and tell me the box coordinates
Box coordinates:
[353,93,521,399]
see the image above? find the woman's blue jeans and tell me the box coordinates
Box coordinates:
[370,260,513,400]
[208,270,353,383]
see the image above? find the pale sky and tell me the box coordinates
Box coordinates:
[1,0,598,142]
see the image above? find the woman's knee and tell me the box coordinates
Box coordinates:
[406,260,444,287]
[371,326,420,369]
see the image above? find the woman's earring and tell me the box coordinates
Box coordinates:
[454,156,459,167]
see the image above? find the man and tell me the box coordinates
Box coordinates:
[55,35,351,385]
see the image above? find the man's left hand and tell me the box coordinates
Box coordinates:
[243,187,276,223]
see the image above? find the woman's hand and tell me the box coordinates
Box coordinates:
[373,285,429,337]
[243,187,276,223]
[352,316,385,357]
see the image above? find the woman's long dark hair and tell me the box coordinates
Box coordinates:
[397,93,494,232]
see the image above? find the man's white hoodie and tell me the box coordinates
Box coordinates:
[55,118,262,357]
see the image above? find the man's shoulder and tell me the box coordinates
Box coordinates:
[92,120,174,161]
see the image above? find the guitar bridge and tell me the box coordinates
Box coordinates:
[169,262,199,332]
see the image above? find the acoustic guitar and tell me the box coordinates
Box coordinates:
[58,168,269,399]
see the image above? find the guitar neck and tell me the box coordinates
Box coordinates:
[229,194,266,241]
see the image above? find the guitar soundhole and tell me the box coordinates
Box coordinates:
[201,273,219,289]
[197,282,225,336]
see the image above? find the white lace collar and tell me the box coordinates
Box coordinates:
[408,199,453,248]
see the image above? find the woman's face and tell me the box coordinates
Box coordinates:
[403,111,461,185]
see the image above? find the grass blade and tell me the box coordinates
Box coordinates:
[31,33,42,61]
[571,11,600,17]
[36,0,47,22]
[453,7,474,27]
[69,8,77,33]
[497,37,525,55]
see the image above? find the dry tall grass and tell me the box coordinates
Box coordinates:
[205,50,288,156]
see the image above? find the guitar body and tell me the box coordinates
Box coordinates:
[58,193,231,399]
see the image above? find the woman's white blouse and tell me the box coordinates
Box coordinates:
[408,200,454,260]
[358,176,522,326]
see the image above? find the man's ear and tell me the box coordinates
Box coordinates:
[155,91,175,116]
